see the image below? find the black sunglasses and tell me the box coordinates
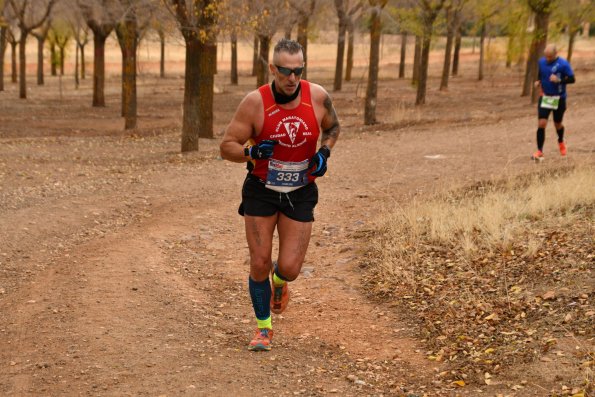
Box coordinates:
[275,65,304,77]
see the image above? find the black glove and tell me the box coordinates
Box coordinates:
[309,145,331,177]
[246,140,278,160]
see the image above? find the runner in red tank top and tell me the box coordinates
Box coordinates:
[220,39,340,351]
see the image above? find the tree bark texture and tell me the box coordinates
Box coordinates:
[522,7,550,102]
[399,32,407,79]
[197,42,216,139]
[158,29,165,78]
[416,32,432,105]
[364,3,384,125]
[80,44,86,79]
[50,42,57,76]
[18,35,28,98]
[333,0,347,91]
[0,26,6,91]
[92,33,108,107]
[256,34,270,88]
[59,45,65,75]
[412,35,421,85]
[116,15,138,129]
[295,0,315,81]
[75,43,79,89]
[230,32,238,85]
[252,34,258,77]
[345,20,354,81]
[452,27,461,76]
[567,31,577,61]
[506,35,513,68]
[35,35,45,85]
[478,23,486,81]
[440,7,454,90]
[10,40,17,83]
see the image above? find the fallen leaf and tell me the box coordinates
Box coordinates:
[542,290,556,300]
[452,380,465,387]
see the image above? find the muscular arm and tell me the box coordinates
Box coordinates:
[220,92,260,163]
[320,93,341,150]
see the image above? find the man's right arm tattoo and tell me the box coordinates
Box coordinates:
[322,95,340,145]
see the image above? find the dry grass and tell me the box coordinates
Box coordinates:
[379,165,594,261]
[361,165,595,391]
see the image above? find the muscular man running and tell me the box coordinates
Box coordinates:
[220,39,340,351]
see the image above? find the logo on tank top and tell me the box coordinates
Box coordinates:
[274,116,311,148]
[283,122,301,144]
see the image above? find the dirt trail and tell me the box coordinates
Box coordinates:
[1,64,594,395]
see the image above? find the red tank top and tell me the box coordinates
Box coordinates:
[251,80,320,185]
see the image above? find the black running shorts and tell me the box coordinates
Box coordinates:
[538,96,566,123]
[238,174,318,222]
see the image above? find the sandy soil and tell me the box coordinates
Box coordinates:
[0,38,594,396]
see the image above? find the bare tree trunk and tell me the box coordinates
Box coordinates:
[75,42,79,89]
[80,43,86,79]
[252,34,258,77]
[506,34,513,68]
[230,31,238,85]
[182,37,201,151]
[530,11,549,103]
[364,4,383,125]
[198,42,216,138]
[0,27,7,91]
[116,15,139,129]
[522,10,549,102]
[412,35,421,85]
[452,27,461,76]
[345,20,354,81]
[18,34,28,98]
[567,30,577,61]
[158,29,165,78]
[416,32,432,105]
[50,42,57,76]
[440,7,454,90]
[10,40,17,83]
[334,2,347,91]
[92,33,108,107]
[36,36,45,85]
[256,34,270,88]
[59,45,65,75]
[399,31,407,79]
[478,23,486,81]
[284,24,292,39]
[181,38,216,149]
[297,16,309,80]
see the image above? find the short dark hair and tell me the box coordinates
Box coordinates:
[274,38,303,55]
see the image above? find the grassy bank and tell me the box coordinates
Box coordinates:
[362,165,594,392]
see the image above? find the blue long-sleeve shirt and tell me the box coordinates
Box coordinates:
[538,56,574,99]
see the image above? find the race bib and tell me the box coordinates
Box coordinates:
[266,159,309,191]
[541,95,560,110]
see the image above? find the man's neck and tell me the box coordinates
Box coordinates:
[272,81,301,105]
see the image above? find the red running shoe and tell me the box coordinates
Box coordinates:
[531,150,544,161]
[559,142,567,156]
[270,270,289,315]
[248,328,273,351]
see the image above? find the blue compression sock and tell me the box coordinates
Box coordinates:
[248,276,271,321]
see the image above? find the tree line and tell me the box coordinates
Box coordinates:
[0,0,593,152]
